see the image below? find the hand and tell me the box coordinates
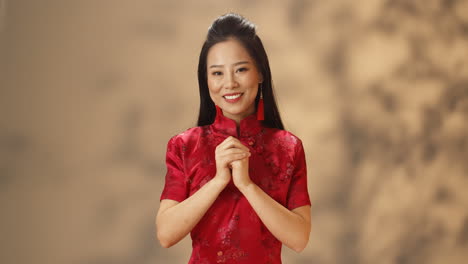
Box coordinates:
[231,156,253,191]
[214,136,251,186]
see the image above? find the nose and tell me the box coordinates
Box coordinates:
[224,72,239,89]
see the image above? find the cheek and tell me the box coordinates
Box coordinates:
[207,78,221,94]
[207,80,221,104]
[246,76,260,93]
[245,72,261,86]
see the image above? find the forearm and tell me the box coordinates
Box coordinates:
[239,183,311,252]
[156,177,227,247]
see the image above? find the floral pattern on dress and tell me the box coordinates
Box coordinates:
[161,111,311,264]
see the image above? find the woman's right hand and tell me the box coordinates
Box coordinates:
[214,136,251,185]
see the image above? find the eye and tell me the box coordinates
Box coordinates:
[211,71,223,76]
[236,67,248,73]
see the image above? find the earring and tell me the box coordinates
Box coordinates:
[257,83,264,121]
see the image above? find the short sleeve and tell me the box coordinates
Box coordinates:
[286,139,311,210]
[160,136,188,202]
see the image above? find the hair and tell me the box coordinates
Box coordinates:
[196,13,284,130]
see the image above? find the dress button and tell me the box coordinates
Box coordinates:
[217,251,223,256]
[248,141,254,146]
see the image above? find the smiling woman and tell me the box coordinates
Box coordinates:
[155,13,311,264]
[206,39,262,123]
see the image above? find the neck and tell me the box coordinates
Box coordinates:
[222,108,256,127]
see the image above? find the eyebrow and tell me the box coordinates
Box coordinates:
[209,61,250,68]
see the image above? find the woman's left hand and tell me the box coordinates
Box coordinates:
[230,144,253,190]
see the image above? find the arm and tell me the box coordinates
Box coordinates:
[239,183,311,252]
[231,138,311,252]
[156,136,251,248]
[156,177,228,248]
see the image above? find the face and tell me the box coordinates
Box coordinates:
[206,38,263,123]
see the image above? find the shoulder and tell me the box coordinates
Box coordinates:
[262,127,305,157]
[264,127,303,146]
[167,125,208,146]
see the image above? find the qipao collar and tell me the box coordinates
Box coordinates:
[210,106,263,138]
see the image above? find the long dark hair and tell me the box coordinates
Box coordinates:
[196,13,284,130]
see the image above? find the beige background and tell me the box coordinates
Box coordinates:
[2,0,468,263]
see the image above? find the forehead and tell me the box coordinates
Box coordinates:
[207,39,253,65]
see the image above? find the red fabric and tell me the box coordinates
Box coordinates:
[160,110,311,264]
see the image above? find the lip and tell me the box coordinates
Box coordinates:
[223,92,243,103]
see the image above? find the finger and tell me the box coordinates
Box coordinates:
[229,157,249,168]
[219,150,251,161]
[217,150,249,169]
[223,139,250,152]
[216,145,249,157]
[218,152,250,167]
[216,136,236,150]
[222,148,249,156]
[231,155,250,163]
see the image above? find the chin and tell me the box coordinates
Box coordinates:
[223,106,247,113]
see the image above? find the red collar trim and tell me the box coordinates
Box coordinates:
[210,107,263,138]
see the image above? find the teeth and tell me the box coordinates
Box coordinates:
[224,94,242,100]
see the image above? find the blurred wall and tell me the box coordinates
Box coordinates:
[1,0,468,264]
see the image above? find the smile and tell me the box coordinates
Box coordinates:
[223,93,243,100]
[223,93,243,103]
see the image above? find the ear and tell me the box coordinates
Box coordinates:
[258,73,263,83]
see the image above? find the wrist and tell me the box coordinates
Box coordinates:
[212,175,229,188]
[237,180,255,194]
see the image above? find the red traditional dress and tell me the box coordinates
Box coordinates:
[160,110,311,264]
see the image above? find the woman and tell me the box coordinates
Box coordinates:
[156,13,311,264]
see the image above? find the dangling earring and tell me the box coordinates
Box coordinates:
[257,83,264,121]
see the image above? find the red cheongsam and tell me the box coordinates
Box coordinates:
[160,110,311,264]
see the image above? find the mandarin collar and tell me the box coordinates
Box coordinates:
[210,107,263,138]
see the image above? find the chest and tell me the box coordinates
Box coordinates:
[182,134,296,204]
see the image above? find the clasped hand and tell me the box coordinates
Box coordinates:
[214,136,253,190]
